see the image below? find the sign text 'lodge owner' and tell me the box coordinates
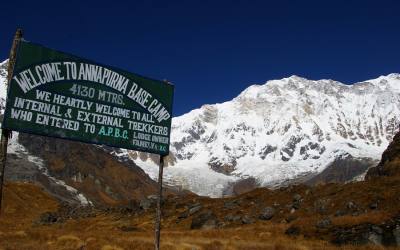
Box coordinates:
[2,41,174,155]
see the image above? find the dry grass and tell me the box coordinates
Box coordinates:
[2,227,398,250]
[1,180,400,250]
[332,211,392,226]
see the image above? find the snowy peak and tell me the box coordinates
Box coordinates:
[132,73,400,196]
[237,73,400,101]
[0,59,8,68]
[366,73,400,92]
[0,60,9,112]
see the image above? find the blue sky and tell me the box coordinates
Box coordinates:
[1,0,399,116]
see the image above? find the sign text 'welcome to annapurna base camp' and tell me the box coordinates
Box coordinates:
[2,41,174,155]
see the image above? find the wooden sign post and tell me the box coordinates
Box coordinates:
[0,29,23,216]
[154,155,164,250]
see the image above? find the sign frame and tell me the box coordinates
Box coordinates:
[2,40,174,156]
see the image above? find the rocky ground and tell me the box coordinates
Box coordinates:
[1,169,400,249]
[1,131,400,249]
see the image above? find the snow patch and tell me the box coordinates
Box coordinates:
[7,132,92,206]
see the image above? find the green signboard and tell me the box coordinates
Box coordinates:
[2,41,174,155]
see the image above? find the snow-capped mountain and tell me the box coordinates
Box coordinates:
[2,57,399,198]
[129,74,400,197]
[0,60,8,112]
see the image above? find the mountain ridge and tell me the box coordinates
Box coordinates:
[131,71,400,197]
[1,59,399,198]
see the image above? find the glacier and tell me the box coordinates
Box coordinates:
[133,74,400,197]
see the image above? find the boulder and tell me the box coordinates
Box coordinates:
[316,218,332,229]
[393,225,400,246]
[291,201,301,210]
[178,210,190,219]
[346,201,357,210]
[334,210,345,217]
[259,207,275,220]
[293,194,302,202]
[241,215,254,224]
[191,210,218,230]
[178,203,203,219]
[38,212,59,225]
[367,226,383,245]
[224,214,241,223]
[223,200,238,209]
[189,204,202,215]
[285,226,300,236]
[314,198,329,215]
[139,198,153,210]
[369,202,378,210]
[285,215,298,223]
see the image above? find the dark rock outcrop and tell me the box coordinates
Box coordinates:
[366,129,400,178]
[306,154,377,185]
[332,219,400,246]
[231,178,259,196]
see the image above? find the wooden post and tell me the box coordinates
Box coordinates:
[0,29,23,216]
[154,155,164,250]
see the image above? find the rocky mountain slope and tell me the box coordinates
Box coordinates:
[130,73,400,197]
[2,145,400,249]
